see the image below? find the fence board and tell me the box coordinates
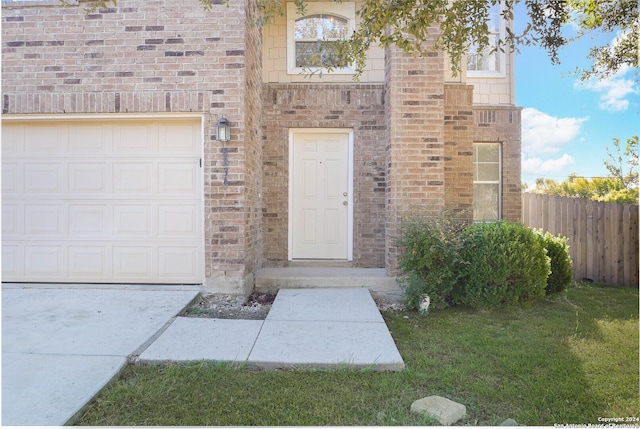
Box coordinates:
[548,196,557,235]
[604,202,614,283]
[627,204,640,286]
[522,193,639,287]
[595,201,606,283]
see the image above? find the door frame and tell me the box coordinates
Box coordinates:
[288,128,354,261]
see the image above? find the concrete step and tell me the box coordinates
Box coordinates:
[254,267,402,302]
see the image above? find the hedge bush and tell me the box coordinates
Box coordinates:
[398,218,563,310]
[458,221,551,308]
[536,230,573,294]
[397,212,468,310]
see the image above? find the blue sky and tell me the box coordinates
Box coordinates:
[513,7,639,187]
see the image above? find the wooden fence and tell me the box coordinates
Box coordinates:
[522,193,639,287]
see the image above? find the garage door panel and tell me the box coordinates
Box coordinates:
[2,124,24,153]
[68,163,108,193]
[68,205,108,235]
[159,247,198,278]
[69,123,112,153]
[2,118,203,284]
[113,163,153,194]
[25,205,64,235]
[2,246,21,278]
[158,205,198,236]
[114,124,157,153]
[26,125,66,154]
[159,163,197,193]
[24,163,64,193]
[159,122,199,154]
[113,246,153,278]
[25,246,65,277]
[113,205,153,235]
[2,204,21,236]
[68,246,109,278]
[2,163,21,193]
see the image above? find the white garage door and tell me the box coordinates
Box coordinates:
[1,117,204,284]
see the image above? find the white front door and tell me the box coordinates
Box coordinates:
[290,130,352,260]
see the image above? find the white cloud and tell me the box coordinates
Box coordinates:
[575,63,639,113]
[522,154,575,175]
[521,107,588,157]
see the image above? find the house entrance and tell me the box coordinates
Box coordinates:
[289,129,353,260]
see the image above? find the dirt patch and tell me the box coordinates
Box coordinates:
[183,291,406,320]
[183,292,276,320]
[375,298,406,312]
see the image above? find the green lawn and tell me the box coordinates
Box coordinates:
[76,282,639,426]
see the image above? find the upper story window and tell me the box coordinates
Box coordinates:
[294,14,348,67]
[467,2,506,77]
[287,2,355,75]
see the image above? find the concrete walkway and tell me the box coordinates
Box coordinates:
[2,285,404,426]
[140,288,405,370]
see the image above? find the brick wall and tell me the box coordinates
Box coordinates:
[1,0,258,293]
[444,84,474,216]
[384,31,446,274]
[474,106,522,222]
[262,83,387,267]
[445,86,523,222]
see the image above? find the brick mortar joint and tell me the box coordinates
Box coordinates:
[264,83,385,90]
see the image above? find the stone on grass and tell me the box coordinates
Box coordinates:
[410,395,466,426]
[500,418,519,426]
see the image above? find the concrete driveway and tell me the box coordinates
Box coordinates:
[1,284,199,426]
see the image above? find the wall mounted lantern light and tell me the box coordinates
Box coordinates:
[216,116,231,186]
[216,116,230,142]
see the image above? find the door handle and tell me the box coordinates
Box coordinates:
[343,201,348,206]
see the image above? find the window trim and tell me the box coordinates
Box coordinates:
[286,2,356,75]
[467,2,507,78]
[473,142,502,221]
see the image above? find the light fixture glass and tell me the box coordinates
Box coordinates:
[216,116,230,142]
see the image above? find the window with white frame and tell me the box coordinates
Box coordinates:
[467,2,505,77]
[473,143,502,221]
[287,2,355,74]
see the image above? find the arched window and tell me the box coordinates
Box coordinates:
[287,2,355,74]
[294,14,348,68]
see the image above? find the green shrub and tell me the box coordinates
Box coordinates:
[397,211,469,310]
[458,221,551,308]
[536,230,573,294]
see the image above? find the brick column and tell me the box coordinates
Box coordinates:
[384,33,446,274]
[205,0,264,296]
[444,84,474,218]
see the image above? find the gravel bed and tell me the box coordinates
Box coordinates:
[183,291,406,320]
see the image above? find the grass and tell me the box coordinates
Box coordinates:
[75,282,639,426]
